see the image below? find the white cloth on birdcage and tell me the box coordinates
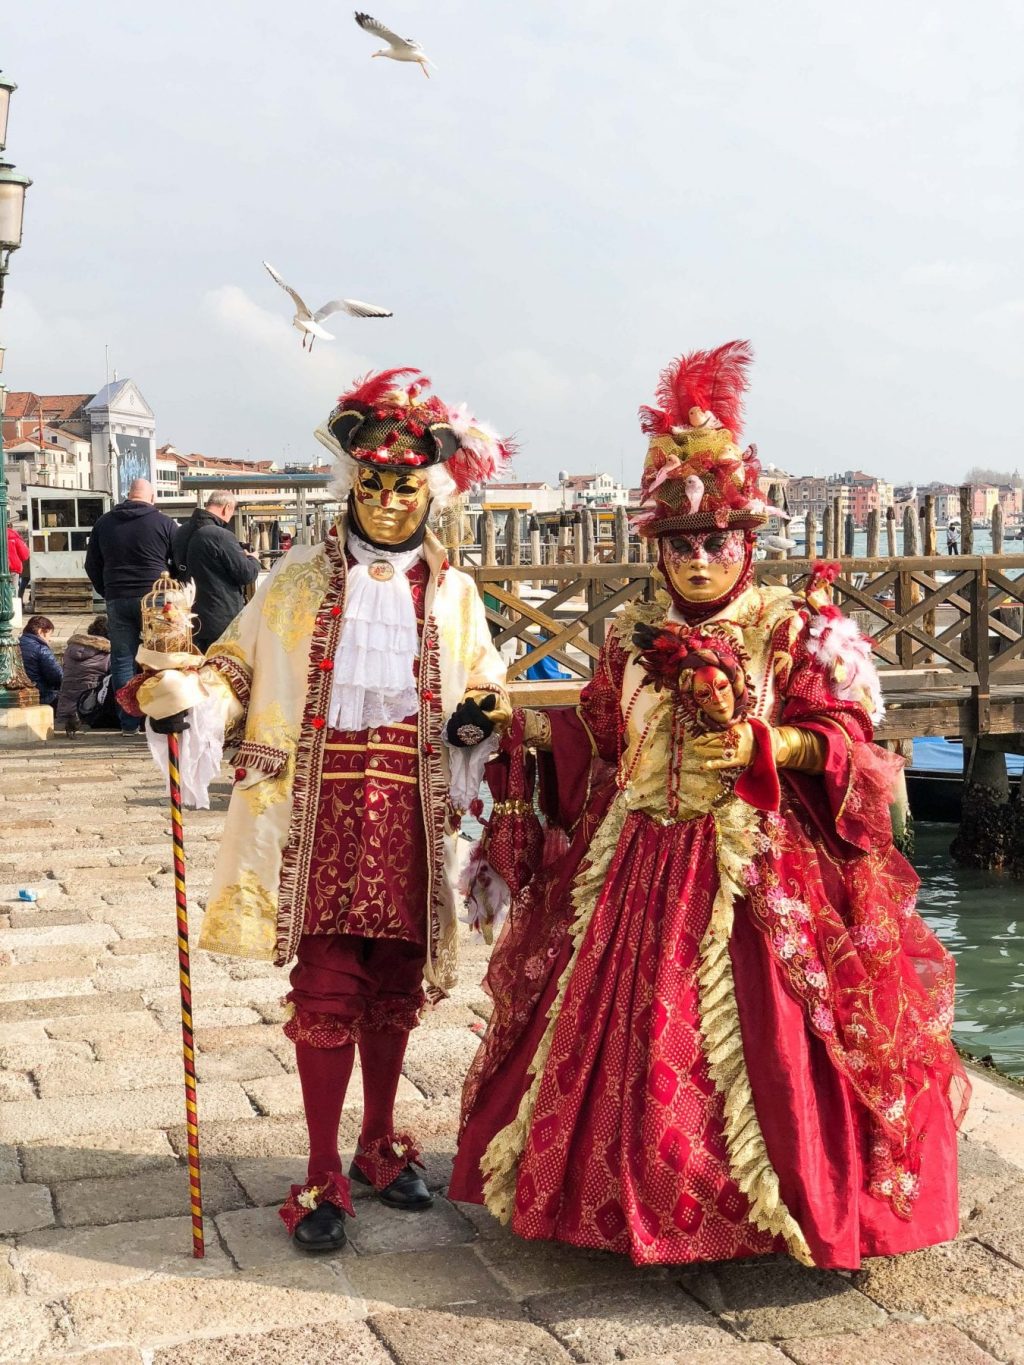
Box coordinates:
[327,533,423,732]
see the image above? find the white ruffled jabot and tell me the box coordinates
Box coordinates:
[328,533,423,732]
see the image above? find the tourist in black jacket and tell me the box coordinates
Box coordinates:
[172,492,261,651]
[84,479,175,734]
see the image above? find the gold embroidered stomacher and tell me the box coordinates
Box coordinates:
[699,796,813,1265]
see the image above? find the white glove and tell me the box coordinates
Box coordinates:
[136,669,204,720]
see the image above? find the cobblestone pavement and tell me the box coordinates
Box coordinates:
[2,730,1024,1364]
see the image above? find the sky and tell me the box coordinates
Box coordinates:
[3,0,1023,487]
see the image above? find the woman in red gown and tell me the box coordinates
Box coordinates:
[450,342,968,1270]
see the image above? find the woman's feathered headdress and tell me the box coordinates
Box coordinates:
[639,340,754,438]
[634,341,769,536]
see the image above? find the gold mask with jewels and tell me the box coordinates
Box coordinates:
[692,664,738,727]
[351,467,431,546]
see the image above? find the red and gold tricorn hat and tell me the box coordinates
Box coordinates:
[321,367,514,494]
[634,341,770,537]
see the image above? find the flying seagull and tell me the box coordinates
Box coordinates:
[354,12,435,78]
[262,261,392,351]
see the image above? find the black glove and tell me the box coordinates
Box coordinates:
[149,710,191,735]
[446,694,497,748]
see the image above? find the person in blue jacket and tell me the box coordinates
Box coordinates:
[524,631,571,681]
[18,615,63,707]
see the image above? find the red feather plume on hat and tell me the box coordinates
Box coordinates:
[639,340,753,438]
[336,367,425,411]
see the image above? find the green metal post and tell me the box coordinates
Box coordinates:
[0,127,35,703]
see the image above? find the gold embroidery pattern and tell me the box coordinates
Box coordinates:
[240,702,296,817]
[275,549,345,966]
[201,870,278,960]
[261,555,332,651]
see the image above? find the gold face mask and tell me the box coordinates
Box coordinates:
[661,530,748,604]
[351,467,431,546]
[692,665,737,726]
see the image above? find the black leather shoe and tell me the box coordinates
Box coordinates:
[350,1161,434,1211]
[292,1199,347,1252]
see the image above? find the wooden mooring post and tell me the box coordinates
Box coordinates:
[804,511,817,561]
[866,509,880,559]
[960,486,974,555]
[614,505,630,564]
[482,510,497,566]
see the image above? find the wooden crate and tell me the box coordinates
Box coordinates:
[31,578,96,614]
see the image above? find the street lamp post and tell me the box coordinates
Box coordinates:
[0,71,34,704]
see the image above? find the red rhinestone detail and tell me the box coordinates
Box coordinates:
[234,767,247,782]
[310,716,325,730]
[319,659,334,671]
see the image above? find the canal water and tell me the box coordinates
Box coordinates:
[914,822,1024,1077]
[789,527,1016,558]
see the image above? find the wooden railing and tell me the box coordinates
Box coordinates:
[466,555,1024,742]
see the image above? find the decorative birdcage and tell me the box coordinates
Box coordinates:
[141,574,197,656]
[434,496,467,562]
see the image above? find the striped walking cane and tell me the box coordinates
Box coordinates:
[167,729,205,1258]
[138,574,205,1257]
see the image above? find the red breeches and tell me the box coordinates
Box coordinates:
[285,933,426,1047]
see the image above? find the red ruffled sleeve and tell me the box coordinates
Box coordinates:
[537,633,625,831]
[775,615,891,853]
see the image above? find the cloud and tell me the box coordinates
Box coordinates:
[0,291,120,390]
[203,284,369,378]
[901,261,999,292]
[191,284,375,457]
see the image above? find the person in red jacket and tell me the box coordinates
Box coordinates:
[6,524,29,601]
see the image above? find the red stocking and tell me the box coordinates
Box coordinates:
[358,1030,410,1144]
[295,1040,356,1186]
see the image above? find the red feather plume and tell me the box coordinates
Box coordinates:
[639,341,753,438]
[447,436,517,493]
[337,367,424,411]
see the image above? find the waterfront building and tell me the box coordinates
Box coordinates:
[2,423,92,515]
[997,485,1023,521]
[972,485,1000,523]
[787,475,830,522]
[561,472,631,507]
[154,444,278,506]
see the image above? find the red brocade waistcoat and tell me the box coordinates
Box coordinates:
[302,557,430,942]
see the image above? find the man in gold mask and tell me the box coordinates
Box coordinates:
[130,369,512,1253]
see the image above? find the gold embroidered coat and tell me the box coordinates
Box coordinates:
[195,522,506,992]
